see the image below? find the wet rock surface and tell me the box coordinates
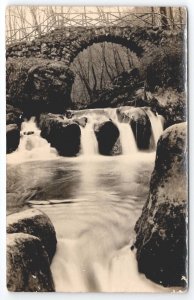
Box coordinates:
[134,122,187,287]
[117,106,151,149]
[6,104,23,126]
[39,113,81,156]
[7,208,57,262]
[94,121,120,155]
[6,57,74,115]
[6,123,20,154]
[7,232,55,292]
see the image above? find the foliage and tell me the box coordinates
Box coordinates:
[140,31,186,92]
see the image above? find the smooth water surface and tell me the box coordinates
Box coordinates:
[7,154,174,292]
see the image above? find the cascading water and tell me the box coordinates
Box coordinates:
[118,123,138,154]
[107,108,138,155]
[7,117,58,164]
[80,120,98,156]
[78,108,163,156]
[6,107,170,292]
[146,110,164,147]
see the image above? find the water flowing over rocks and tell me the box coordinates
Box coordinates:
[117,107,151,149]
[39,113,81,156]
[134,122,187,287]
[7,232,55,292]
[94,121,120,155]
[6,124,20,154]
[7,208,57,262]
[6,57,74,115]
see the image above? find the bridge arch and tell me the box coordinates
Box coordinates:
[7,26,160,66]
[6,26,172,113]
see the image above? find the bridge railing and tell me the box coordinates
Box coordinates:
[6,12,185,45]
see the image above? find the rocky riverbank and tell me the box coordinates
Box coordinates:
[7,208,57,292]
[134,122,187,288]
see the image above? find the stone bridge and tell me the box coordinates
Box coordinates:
[6,26,182,114]
[6,26,170,65]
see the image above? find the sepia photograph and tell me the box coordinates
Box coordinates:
[6,6,188,293]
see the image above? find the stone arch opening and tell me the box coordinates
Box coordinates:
[69,41,140,108]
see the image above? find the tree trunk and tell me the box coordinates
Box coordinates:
[169,7,175,29]
[159,7,169,29]
[29,7,41,37]
[151,7,155,27]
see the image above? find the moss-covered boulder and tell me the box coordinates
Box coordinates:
[6,104,23,126]
[6,123,20,154]
[134,122,187,287]
[94,121,120,155]
[39,113,81,156]
[7,208,57,262]
[6,57,74,115]
[7,233,55,292]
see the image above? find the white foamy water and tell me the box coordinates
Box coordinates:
[7,117,58,164]
[146,110,164,147]
[6,107,171,292]
[78,107,163,156]
[80,119,98,156]
[117,123,138,154]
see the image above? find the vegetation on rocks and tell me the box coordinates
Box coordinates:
[6,57,74,115]
[7,233,55,292]
[134,122,187,287]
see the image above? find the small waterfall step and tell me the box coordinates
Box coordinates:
[116,123,138,155]
[146,110,164,147]
[7,117,58,164]
[80,121,99,156]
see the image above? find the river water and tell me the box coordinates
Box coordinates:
[6,108,174,292]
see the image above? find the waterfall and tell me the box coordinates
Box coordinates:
[7,107,164,162]
[7,117,57,164]
[146,110,164,147]
[107,108,138,155]
[80,121,98,156]
[117,123,137,154]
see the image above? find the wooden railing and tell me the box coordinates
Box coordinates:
[6,12,185,45]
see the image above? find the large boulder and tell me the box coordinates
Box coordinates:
[117,106,151,149]
[6,57,74,115]
[6,104,23,126]
[94,121,120,155]
[7,208,57,262]
[6,123,20,154]
[134,122,187,287]
[39,113,81,156]
[7,233,55,292]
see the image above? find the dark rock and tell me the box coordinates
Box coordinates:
[6,104,23,126]
[94,121,119,155]
[110,138,122,155]
[117,107,151,149]
[7,233,55,292]
[6,57,74,115]
[6,124,20,154]
[155,94,186,129]
[39,113,81,156]
[134,122,187,287]
[7,208,57,262]
[23,131,34,135]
